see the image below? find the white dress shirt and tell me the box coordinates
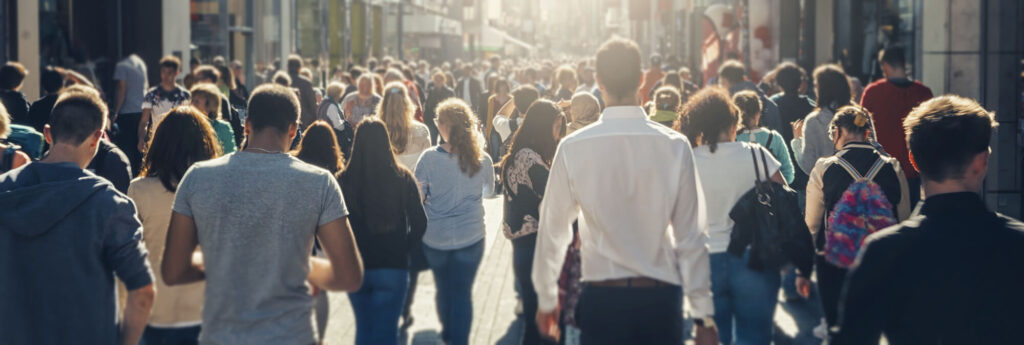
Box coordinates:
[532,105,714,319]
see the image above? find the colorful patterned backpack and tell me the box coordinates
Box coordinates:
[825,157,898,268]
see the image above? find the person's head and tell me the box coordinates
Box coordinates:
[653,86,682,113]
[595,38,643,103]
[493,78,511,96]
[649,54,663,70]
[299,67,313,81]
[272,71,292,86]
[904,95,996,191]
[435,99,482,176]
[662,72,682,90]
[189,83,223,121]
[46,90,109,166]
[215,64,236,90]
[190,57,201,71]
[287,54,303,74]
[212,56,227,67]
[384,68,405,84]
[774,62,805,95]
[732,90,762,130]
[511,85,540,117]
[717,59,746,91]
[568,92,601,131]
[356,74,374,97]
[230,60,243,74]
[194,65,221,85]
[678,88,738,153]
[524,67,538,83]
[350,67,365,81]
[141,106,221,192]
[367,57,378,71]
[490,55,501,69]
[41,67,64,95]
[246,84,300,142]
[431,71,446,87]
[501,100,567,179]
[344,118,406,181]
[158,55,182,86]
[580,66,595,85]
[678,67,692,81]
[556,65,578,91]
[326,82,344,102]
[828,105,874,150]
[293,121,345,175]
[444,72,456,88]
[813,64,853,110]
[372,74,385,96]
[376,82,416,154]
[0,62,28,91]
[878,45,906,78]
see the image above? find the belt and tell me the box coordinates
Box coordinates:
[586,277,676,288]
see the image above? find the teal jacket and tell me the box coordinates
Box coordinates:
[737,128,795,184]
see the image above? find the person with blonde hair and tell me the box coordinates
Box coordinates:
[340,74,382,127]
[567,91,600,134]
[376,82,431,170]
[414,98,495,345]
[190,84,237,154]
[0,102,30,172]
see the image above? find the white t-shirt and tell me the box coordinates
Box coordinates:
[693,141,781,253]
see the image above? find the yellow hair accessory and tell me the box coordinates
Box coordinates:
[853,114,868,127]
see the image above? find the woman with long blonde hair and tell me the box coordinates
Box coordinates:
[375,82,431,170]
[414,98,494,345]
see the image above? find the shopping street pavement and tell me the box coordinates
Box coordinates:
[323,198,829,345]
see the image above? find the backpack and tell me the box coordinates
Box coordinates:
[824,157,898,268]
[315,99,354,158]
[4,124,43,159]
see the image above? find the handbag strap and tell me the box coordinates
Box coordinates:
[750,147,764,184]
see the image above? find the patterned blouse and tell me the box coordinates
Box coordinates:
[501,148,549,239]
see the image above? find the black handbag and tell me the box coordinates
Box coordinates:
[728,147,815,272]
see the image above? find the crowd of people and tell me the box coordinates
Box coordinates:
[1,35,1023,345]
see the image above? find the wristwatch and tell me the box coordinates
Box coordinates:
[694,317,718,331]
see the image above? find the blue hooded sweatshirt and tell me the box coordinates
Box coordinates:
[0,162,153,345]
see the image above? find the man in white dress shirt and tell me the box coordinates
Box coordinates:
[532,38,718,345]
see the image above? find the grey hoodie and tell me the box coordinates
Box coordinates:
[0,162,152,345]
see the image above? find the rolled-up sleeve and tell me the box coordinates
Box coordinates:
[671,143,713,319]
[105,197,154,291]
[532,145,579,313]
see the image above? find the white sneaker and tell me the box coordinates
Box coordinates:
[813,318,829,340]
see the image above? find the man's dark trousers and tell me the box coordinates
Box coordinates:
[576,284,683,345]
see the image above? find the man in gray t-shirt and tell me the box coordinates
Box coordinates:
[114,54,148,116]
[162,84,363,345]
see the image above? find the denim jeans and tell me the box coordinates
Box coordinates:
[512,233,556,345]
[348,268,410,345]
[141,325,200,345]
[424,239,485,345]
[710,252,781,345]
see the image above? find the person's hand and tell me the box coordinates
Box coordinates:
[796,276,812,299]
[694,323,719,345]
[536,307,561,342]
[137,139,147,154]
[556,100,571,109]
[308,278,322,297]
[791,119,805,139]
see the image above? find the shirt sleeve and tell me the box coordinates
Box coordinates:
[319,174,349,226]
[770,131,796,184]
[805,159,829,237]
[494,114,512,141]
[791,136,808,174]
[171,167,197,218]
[671,142,714,319]
[532,144,580,313]
[802,114,828,174]
[113,63,127,81]
[104,196,154,290]
[415,153,431,199]
[141,91,154,110]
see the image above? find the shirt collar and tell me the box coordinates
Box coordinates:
[915,192,988,217]
[600,106,648,121]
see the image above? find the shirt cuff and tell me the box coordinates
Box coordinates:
[688,294,715,320]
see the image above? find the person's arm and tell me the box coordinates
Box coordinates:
[405,177,428,250]
[137,108,152,152]
[115,80,127,117]
[532,148,578,313]
[482,154,496,198]
[771,131,796,184]
[121,283,155,345]
[308,217,364,291]
[670,143,713,319]
[162,212,206,285]
[805,160,828,237]
[832,237,894,345]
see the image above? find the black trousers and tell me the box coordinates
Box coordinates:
[816,255,849,331]
[576,284,683,345]
[111,112,142,176]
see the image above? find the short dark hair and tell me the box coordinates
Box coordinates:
[904,95,996,182]
[774,62,805,94]
[718,60,746,85]
[247,84,300,133]
[41,67,64,94]
[273,71,291,86]
[879,46,906,69]
[190,57,201,66]
[49,90,108,145]
[512,85,540,116]
[0,62,28,90]
[160,55,181,71]
[650,54,662,67]
[287,54,303,74]
[677,88,738,153]
[595,38,642,99]
[732,90,762,129]
[194,65,221,84]
[141,105,222,192]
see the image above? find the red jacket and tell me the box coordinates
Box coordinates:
[860,78,933,179]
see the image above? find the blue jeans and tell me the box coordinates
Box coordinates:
[141,325,200,345]
[423,239,485,345]
[348,269,410,345]
[710,252,781,345]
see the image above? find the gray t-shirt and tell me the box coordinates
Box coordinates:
[173,151,348,345]
[114,55,148,114]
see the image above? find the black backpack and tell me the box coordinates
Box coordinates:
[315,99,354,158]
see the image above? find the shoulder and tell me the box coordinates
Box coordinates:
[127,176,162,195]
[864,78,889,90]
